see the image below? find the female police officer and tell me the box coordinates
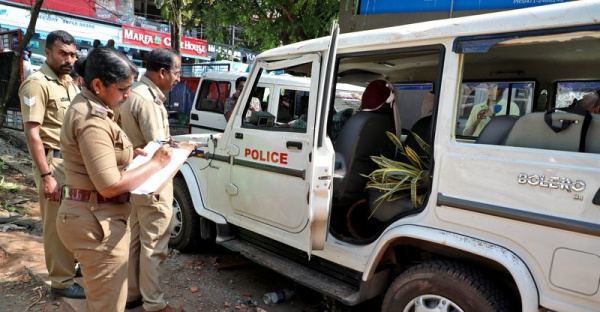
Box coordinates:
[56,47,172,312]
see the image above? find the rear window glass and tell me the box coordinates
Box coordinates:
[555,81,600,108]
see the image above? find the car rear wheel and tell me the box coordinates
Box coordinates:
[169,175,206,251]
[382,261,513,312]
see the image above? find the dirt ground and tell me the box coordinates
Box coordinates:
[0,129,378,312]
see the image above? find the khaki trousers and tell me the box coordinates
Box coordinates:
[127,181,173,311]
[32,153,76,288]
[56,194,131,312]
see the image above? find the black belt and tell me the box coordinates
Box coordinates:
[44,148,62,159]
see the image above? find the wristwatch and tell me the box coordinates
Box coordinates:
[40,171,53,178]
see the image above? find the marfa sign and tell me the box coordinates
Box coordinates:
[122,25,207,58]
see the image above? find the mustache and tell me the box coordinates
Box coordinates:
[60,63,73,69]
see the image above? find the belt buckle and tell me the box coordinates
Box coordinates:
[63,185,70,200]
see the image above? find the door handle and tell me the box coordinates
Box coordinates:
[235,132,243,139]
[286,141,303,150]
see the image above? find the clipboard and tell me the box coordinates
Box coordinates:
[126,141,194,195]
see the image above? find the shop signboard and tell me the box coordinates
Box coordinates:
[0,4,120,43]
[359,0,572,14]
[207,43,258,63]
[122,25,208,59]
[7,0,134,24]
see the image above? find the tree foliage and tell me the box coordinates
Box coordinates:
[181,0,340,52]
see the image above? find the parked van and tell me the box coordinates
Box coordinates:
[188,71,364,134]
[171,1,600,311]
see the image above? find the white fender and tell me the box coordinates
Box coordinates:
[179,163,227,224]
[364,225,539,312]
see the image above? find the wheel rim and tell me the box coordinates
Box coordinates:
[403,294,464,312]
[171,198,183,239]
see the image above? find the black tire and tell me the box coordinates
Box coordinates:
[382,261,513,312]
[169,175,202,251]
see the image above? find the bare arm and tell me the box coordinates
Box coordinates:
[99,145,172,198]
[24,122,59,201]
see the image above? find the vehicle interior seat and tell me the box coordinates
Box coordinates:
[504,111,591,152]
[333,80,396,204]
[201,98,220,113]
[475,115,519,145]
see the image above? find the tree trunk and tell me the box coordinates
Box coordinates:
[170,0,182,55]
[0,0,44,128]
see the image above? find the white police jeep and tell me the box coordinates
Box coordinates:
[171,2,600,311]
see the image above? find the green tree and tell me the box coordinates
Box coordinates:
[0,0,44,128]
[155,0,184,54]
[182,0,340,52]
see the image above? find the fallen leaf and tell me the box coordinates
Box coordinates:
[242,292,252,297]
[189,286,198,293]
[224,302,231,307]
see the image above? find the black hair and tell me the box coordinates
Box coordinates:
[82,47,138,90]
[69,68,79,80]
[74,57,86,78]
[92,39,101,48]
[235,76,247,88]
[146,48,179,72]
[46,30,75,49]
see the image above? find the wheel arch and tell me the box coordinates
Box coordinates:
[363,225,539,312]
[178,163,227,224]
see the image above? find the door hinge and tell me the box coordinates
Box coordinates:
[226,183,238,196]
[227,144,240,156]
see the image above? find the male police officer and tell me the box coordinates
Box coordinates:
[120,48,182,312]
[18,30,84,298]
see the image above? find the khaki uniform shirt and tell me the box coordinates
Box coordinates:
[120,76,170,149]
[19,63,79,150]
[60,88,133,191]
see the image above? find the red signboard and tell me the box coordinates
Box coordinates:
[8,0,134,24]
[122,25,207,58]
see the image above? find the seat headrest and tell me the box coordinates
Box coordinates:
[361,80,395,112]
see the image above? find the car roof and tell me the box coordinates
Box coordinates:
[259,0,600,59]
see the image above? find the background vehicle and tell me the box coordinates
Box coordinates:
[29,53,45,73]
[170,2,600,311]
[188,71,364,134]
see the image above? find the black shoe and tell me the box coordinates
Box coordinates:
[125,299,143,310]
[75,265,82,278]
[51,283,86,299]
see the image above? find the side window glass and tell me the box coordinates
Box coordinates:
[195,80,230,114]
[241,65,313,133]
[456,31,600,154]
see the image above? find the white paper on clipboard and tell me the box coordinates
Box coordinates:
[127,141,193,195]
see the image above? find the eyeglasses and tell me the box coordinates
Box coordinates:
[170,70,181,77]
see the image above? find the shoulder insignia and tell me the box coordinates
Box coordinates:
[60,97,70,102]
[90,104,108,119]
[29,76,39,81]
[23,96,36,107]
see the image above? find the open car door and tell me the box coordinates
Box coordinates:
[307,23,339,253]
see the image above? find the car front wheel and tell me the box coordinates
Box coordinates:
[169,175,204,251]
